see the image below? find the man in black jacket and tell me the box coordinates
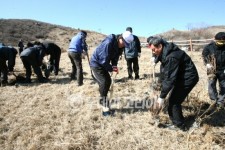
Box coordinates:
[0,46,18,86]
[124,27,141,79]
[148,36,199,131]
[20,45,47,83]
[202,32,225,108]
[42,41,61,78]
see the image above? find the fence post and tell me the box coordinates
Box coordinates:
[189,39,193,51]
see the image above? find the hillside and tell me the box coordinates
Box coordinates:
[0,19,106,51]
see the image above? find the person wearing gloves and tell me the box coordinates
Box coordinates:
[202,32,225,108]
[124,27,141,79]
[148,36,199,131]
[68,31,88,86]
[0,46,18,86]
[90,31,134,116]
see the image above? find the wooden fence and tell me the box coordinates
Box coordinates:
[141,38,214,51]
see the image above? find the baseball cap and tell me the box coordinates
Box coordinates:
[122,31,134,47]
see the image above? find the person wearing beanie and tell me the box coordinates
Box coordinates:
[90,32,133,116]
[148,36,199,131]
[68,30,88,86]
[202,32,225,108]
[124,27,141,79]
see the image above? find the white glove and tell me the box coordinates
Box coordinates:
[154,97,164,109]
[151,57,155,63]
[138,53,141,57]
[206,64,212,69]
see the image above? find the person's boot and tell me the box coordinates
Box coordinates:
[135,74,140,80]
[39,77,48,83]
[128,75,133,80]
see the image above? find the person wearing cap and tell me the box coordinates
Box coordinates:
[68,30,88,86]
[124,27,141,79]
[202,32,225,108]
[90,31,133,116]
[148,36,199,131]
[0,46,18,86]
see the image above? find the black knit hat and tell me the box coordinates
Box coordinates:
[126,27,133,33]
[215,32,225,40]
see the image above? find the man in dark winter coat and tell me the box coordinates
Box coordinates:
[202,32,225,108]
[124,27,141,79]
[42,41,61,78]
[68,31,88,86]
[0,46,18,85]
[90,31,134,116]
[20,45,47,83]
[148,36,199,131]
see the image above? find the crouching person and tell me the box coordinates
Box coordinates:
[0,46,18,86]
[41,41,61,78]
[90,31,133,116]
[20,45,48,83]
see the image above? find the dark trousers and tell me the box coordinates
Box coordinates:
[19,48,23,55]
[168,82,197,126]
[91,67,111,97]
[208,72,225,102]
[0,60,8,83]
[20,56,44,81]
[126,57,139,77]
[68,52,83,85]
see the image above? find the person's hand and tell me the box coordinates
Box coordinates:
[112,66,119,73]
[206,64,213,69]
[138,53,141,57]
[152,97,164,114]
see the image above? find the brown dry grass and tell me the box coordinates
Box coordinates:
[1,48,225,150]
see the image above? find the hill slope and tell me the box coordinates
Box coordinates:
[0,19,106,51]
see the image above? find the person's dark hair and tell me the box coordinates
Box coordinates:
[147,36,154,43]
[215,32,225,40]
[148,36,164,47]
[126,27,133,33]
[81,30,87,37]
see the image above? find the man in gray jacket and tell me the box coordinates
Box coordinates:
[124,27,141,79]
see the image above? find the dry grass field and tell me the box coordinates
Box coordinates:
[1,47,225,150]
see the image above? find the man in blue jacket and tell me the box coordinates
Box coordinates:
[148,36,199,131]
[68,31,88,86]
[90,31,134,116]
[0,46,18,86]
[124,27,141,79]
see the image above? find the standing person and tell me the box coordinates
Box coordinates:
[0,46,18,86]
[202,32,225,108]
[20,45,47,83]
[148,36,199,131]
[41,41,61,78]
[68,31,88,86]
[90,31,134,116]
[18,39,24,54]
[124,27,141,79]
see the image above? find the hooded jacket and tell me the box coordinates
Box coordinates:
[202,41,225,72]
[158,42,199,98]
[90,34,120,72]
[124,35,141,59]
[0,46,18,71]
[68,32,88,53]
